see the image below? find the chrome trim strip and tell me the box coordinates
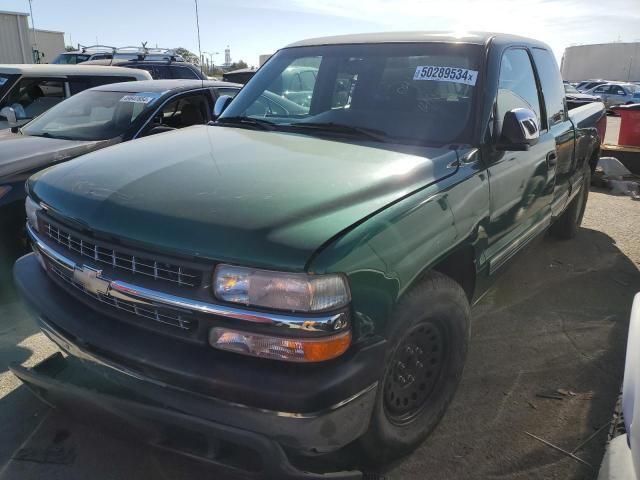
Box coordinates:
[28,223,75,273]
[27,223,348,333]
[38,315,376,419]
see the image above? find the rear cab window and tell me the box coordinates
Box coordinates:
[531,48,566,127]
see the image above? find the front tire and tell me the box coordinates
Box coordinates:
[358,271,470,465]
[550,164,591,240]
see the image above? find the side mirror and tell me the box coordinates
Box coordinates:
[497,108,539,151]
[213,95,233,119]
[0,106,17,127]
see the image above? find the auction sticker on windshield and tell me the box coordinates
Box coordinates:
[413,66,478,86]
[119,92,161,104]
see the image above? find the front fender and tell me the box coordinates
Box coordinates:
[308,159,490,340]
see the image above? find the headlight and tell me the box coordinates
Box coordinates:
[25,196,42,232]
[213,264,350,312]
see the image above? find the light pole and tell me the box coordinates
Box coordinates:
[203,51,220,75]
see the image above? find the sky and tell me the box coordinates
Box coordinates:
[3,0,640,66]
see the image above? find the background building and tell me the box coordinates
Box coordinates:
[0,10,33,63]
[259,54,272,67]
[30,28,65,63]
[0,10,65,64]
[561,42,640,82]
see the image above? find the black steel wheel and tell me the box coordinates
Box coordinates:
[383,322,446,424]
[358,271,470,465]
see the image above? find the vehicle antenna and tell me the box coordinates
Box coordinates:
[194,0,204,85]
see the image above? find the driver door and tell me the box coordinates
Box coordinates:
[484,48,556,273]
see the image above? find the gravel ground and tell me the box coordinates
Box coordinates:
[0,187,638,480]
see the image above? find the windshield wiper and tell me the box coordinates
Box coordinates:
[286,122,390,143]
[36,132,75,141]
[216,116,277,131]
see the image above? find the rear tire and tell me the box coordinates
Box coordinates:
[550,164,590,240]
[358,271,470,465]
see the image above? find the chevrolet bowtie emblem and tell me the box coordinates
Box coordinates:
[73,265,110,295]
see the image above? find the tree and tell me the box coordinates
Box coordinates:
[230,60,248,70]
[173,47,200,65]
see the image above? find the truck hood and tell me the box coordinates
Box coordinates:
[0,132,108,180]
[30,125,462,270]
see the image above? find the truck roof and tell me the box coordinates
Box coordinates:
[0,64,151,79]
[90,79,242,93]
[286,31,549,49]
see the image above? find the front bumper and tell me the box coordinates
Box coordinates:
[12,253,383,478]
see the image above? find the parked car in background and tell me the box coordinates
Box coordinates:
[564,83,602,110]
[84,58,206,80]
[620,293,640,479]
[222,67,257,84]
[0,79,241,232]
[0,65,151,131]
[52,45,115,64]
[12,32,606,478]
[111,46,186,62]
[585,82,640,109]
[576,79,610,92]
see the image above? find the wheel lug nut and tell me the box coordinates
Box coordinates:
[415,347,423,355]
[397,361,406,370]
[405,346,414,354]
[416,361,423,369]
[397,375,406,384]
[407,374,415,384]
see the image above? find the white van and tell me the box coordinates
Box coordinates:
[0,64,151,130]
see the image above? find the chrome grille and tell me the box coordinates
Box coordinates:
[49,262,194,331]
[43,222,201,288]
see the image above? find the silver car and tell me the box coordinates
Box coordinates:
[585,82,640,108]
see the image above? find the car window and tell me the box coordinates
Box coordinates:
[68,76,138,95]
[532,48,565,127]
[221,42,482,146]
[215,88,241,98]
[129,64,160,79]
[172,66,200,79]
[147,92,211,131]
[593,85,609,93]
[153,66,172,80]
[265,59,320,110]
[497,48,542,128]
[613,86,626,95]
[22,90,158,141]
[0,78,65,121]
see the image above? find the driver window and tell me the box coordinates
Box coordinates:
[497,49,542,128]
[148,93,210,132]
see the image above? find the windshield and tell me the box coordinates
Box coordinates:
[564,84,580,94]
[22,90,158,140]
[53,53,91,64]
[220,43,482,146]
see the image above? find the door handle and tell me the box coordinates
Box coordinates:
[546,151,558,167]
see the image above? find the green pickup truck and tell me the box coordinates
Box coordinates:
[12,32,606,478]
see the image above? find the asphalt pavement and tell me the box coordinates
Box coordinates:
[0,188,638,479]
